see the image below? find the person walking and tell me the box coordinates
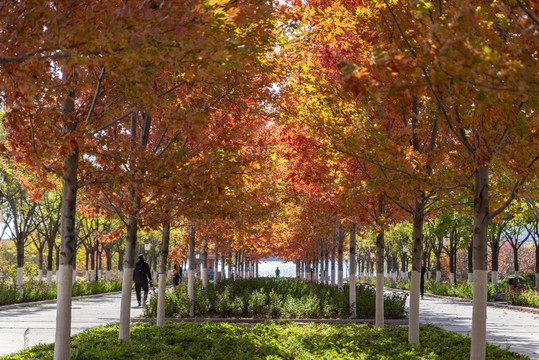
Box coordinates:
[420,265,426,299]
[275,267,280,278]
[133,254,153,306]
[172,264,180,286]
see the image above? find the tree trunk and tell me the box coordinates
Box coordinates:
[491,241,500,285]
[349,223,357,317]
[201,238,208,288]
[375,193,386,329]
[53,134,78,360]
[38,248,44,281]
[118,212,138,342]
[214,242,219,284]
[468,242,473,283]
[221,252,226,280]
[324,237,329,283]
[513,246,519,278]
[470,166,489,360]
[228,250,232,280]
[375,230,385,329]
[16,239,24,287]
[105,247,112,281]
[188,224,196,316]
[535,243,539,288]
[331,231,336,285]
[157,218,170,327]
[408,199,424,345]
[90,245,96,281]
[338,228,344,288]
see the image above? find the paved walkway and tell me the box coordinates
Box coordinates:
[1,291,538,358]
[413,294,539,359]
[0,292,143,357]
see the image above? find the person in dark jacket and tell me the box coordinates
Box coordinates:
[133,254,153,306]
[420,265,426,299]
[173,264,181,286]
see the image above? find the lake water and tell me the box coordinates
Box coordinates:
[209,260,352,278]
[192,259,352,279]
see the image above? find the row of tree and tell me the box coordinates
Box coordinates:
[0,1,537,360]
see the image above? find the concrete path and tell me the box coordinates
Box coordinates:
[413,295,539,359]
[0,292,143,357]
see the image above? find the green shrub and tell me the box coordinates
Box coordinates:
[143,278,408,319]
[5,321,529,360]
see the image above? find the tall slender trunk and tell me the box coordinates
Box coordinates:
[470,166,490,360]
[221,252,226,280]
[491,241,500,285]
[202,238,208,288]
[54,131,78,360]
[349,223,357,317]
[375,193,385,329]
[118,211,138,341]
[331,225,336,285]
[468,242,473,283]
[214,242,219,285]
[157,218,170,326]
[513,247,519,277]
[188,224,196,316]
[535,243,539,288]
[119,113,149,341]
[338,227,344,288]
[16,239,24,287]
[408,199,424,344]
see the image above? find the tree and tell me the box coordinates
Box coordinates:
[0,168,38,287]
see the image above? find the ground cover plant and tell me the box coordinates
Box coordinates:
[5,321,528,360]
[143,278,407,319]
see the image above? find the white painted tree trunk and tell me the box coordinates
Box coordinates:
[72,269,77,284]
[48,270,53,285]
[85,270,89,281]
[188,269,194,317]
[515,270,519,279]
[118,270,123,280]
[408,269,421,344]
[156,273,167,326]
[118,267,134,341]
[375,272,384,329]
[106,270,111,281]
[38,270,43,282]
[17,267,23,288]
[468,272,473,283]
[492,271,498,286]
[157,217,171,326]
[98,269,102,280]
[54,264,73,360]
[436,270,441,283]
[535,272,539,288]
[470,166,489,360]
[449,273,455,283]
[349,223,357,318]
[202,268,208,288]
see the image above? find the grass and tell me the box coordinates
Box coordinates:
[142,277,408,319]
[4,321,528,360]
